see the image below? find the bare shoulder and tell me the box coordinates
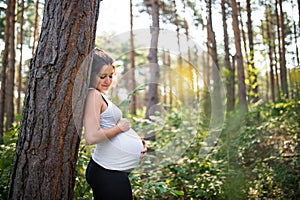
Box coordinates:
[86,89,103,103]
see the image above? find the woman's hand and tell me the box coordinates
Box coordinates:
[116,118,131,132]
[139,139,147,164]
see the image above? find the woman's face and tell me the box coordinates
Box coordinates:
[96,65,114,93]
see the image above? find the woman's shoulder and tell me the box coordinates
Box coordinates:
[86,88,103,100]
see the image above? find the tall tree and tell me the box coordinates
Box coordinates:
[31,0,40,56]
[298,0,300,31]
[230,0,248,111]
[5,0,16,132]
[266,5,276,102]
[221,0,235,110]
[17,0,25,114]
[206,0,223,126]
[172,0,184,101]
[145,0,160,121]
[293,21,299,67]
[0,0,13,141]
[129,0,137,114]
[246,0,259,103]
[278,0,289,98]
[8,0,100,199]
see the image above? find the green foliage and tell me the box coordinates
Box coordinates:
[1,101,299,199]
[74,144,94,200]
[0,124,19,200]
[127,107,226,199]
[238,100,300,199]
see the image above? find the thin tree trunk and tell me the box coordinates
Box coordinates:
[172,0,184,103]
[271,19,280,101]
[221,0,234,111]
[238,2,249,61]
[266,71,269,102]
[246,0,258,103]
[278,0,289,98]
[129,0,136,115]
[0,0,12,141]
[162,50,167,104]
[168,51,173,106]
[293,21,300,67]
[230,0,248,111]
[146,0,160,121]
[238,2,251,103]
[203,52,211,120]
[8,0,101,199]
[231,55,236,107]
[266,7,276,102]
[5,0,16,131]
[184,19,191,64]
[31,0,40,56]
[206,0,222,126]
[275,0,283,99]
[298,0,300,32]
[17,0,25,115]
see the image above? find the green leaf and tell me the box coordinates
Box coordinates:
[119,99,131,107]
[172,189,184,196]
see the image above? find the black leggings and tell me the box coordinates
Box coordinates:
[86,158,132,200]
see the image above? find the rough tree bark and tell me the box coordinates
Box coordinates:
[8,0,101,199]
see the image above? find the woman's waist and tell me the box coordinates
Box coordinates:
[96,133,143,154]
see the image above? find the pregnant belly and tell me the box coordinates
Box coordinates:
[93,128,144,171]
[119,128,144,155]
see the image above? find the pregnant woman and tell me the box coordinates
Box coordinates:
[84,48,146,200]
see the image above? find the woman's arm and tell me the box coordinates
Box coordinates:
[83,90,129,145]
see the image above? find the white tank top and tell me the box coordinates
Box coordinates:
[92,93,144,171]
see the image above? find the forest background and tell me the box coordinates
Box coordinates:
[0,0,299,199]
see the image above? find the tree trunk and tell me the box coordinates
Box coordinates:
[238,2,249,61]
[146,0,159,121]
[162,50,167,104]
[266,71,269,102]
[31,0,40,56]
[0,0,12,141]
[221,0,234,111]
[278,0,289,98]
[206,0,222,126]
[8,0,100,199]
[293,21,300,67]
[270,15,280,101]
[5,0,16,132]
[17,0,25,115]
[168,51,173,106]
[266,7,276,102]
[238,2,251,103]
[275,0,282,99]
[230,0,248,111]
[246,0,258,103]
[172,0,184,103]
[298,0,300,32]
[129,0,136,115]
[203,52,211,120]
